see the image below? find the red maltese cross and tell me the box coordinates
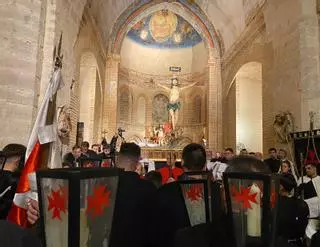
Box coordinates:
[233,186,258,209]
[47,186,67,221]
[86,184,111,219]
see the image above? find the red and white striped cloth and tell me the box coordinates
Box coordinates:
[7,69,64,227]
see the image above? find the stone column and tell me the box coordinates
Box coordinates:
[207,51,223,151]
[145,98,153,138]
[103,54,120,140]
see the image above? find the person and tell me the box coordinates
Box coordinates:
[277,174,309,247]
[81,141,99,158]
[298,163,320,198]
[248,152,256,157]
[222,148,234,164]
[156,78,197,130]
[110,143,157,247]
[62,145,81,168]
[280,160,298,183]
[264,148,281,173]
[0,220,41,247]
[158,153,183,184]
[0,144,26,219]
[255,152,263,161]
[91,144,100,154]
[156,144,224,247]
[145,171,162,189]
[100,144,112,167]
[279,149,289,160]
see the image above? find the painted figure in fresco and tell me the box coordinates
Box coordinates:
[156,78,197,130]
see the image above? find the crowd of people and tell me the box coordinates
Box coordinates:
[0,141,319,247]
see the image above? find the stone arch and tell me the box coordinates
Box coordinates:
[109,0,221,59]
[79,51,102,145]
[235,62,263,152]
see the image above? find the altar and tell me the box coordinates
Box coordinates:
[141,147,183,161]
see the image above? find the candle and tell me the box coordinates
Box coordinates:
[247,183,261,237]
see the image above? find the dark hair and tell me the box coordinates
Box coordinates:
[225,148,234,153]
[103,144,111,149]
[91,144,100,148]
[182,143,206,171]
[81,141,89,148]
[145,171,162,188]
[119,143,141,163]
[72,145,80,151]
[268,148,277,153]
[280,173,297,192]
[282,160,291,166]
[249,152,255,155]
[226,156,271,173]
[2,144,27,171]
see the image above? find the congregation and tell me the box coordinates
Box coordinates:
[0,141,319,247]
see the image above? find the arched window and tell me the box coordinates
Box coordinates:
[137,97,146,125]
[193,95,201,124]
[152,94,169,125]
[119,91,130,122]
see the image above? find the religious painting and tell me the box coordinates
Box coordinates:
[127,10,202,48]
[152,94,169,125]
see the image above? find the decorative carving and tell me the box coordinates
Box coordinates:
[273,112,294,143]
[57,105,72,139]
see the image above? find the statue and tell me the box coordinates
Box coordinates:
[273,112,294,143]
[156,78,197,130]
[57,105,72,140]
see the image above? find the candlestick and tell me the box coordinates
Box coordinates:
[247,183,261,237]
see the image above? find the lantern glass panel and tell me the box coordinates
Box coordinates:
[40,178,69,247]
[80,176,119,246]
[228,178,264,247]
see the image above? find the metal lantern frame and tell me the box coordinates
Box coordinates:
[177,179,211,225]
[223,172,280,247]
[36,167,120,247]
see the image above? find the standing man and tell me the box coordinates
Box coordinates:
[81,141,99,158]
[264,148,281,173]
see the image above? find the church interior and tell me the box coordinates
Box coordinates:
[1,0,320,247]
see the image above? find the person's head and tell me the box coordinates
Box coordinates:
[226,155,271,173]
[102,144,111,154]
[145,171,162,188]
[166,153,177,167]
[182,143,206,171]
[72,145,81,159]
[118,143,141,171]
[2,144,26,172]
[248,152,255,157]
[240,149,248,156]
[281,160,291,174]
[224,148,234,161]
[268,148,277,159]
[62,162,71,169]
[171,78,178,87]
[91,144,100,154]
[305,163,318,178]
[279,173,297,196]
[278,149,287,160]
[255,152,263,161]
[81,141,90,153]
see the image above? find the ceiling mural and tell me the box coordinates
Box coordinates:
[126,10,202,49]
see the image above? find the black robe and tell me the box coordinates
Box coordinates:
[0,171,19,219]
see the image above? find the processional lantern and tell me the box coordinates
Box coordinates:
[36,168,119,247]
[223,172,280,247]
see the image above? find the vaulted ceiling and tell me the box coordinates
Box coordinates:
[88,0,264,53]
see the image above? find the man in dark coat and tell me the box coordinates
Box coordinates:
[0,144,26,219]
[264,148,281,173]
[0,220,41,247]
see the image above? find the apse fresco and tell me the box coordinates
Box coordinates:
[127,10,202,48]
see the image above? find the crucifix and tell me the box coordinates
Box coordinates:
[155,66,197,130]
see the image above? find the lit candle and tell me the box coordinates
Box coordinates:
[247,183,261,237]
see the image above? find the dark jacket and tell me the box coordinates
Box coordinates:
[264,158,281,173]
[0,220,41,247]
[0,171,19,219]
[110,171,157,247]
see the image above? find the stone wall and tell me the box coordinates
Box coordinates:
[0,0,44,148]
